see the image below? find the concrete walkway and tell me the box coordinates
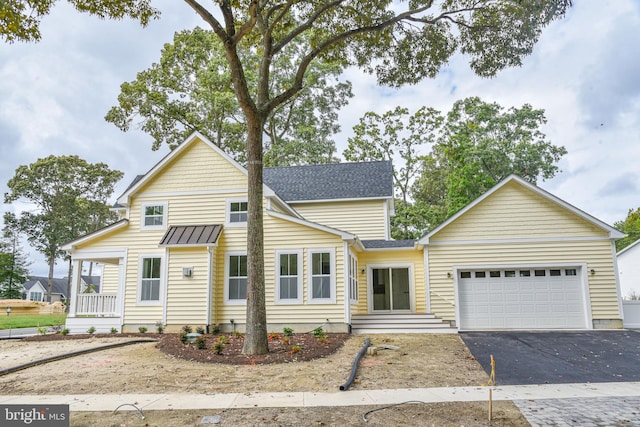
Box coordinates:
[2,382,640,425]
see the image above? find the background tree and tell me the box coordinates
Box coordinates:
[343,106,442,239]
[615,207,640,252]
[0,221,30,300]
[349,98,567,238]
[105,27,351,166]
[1,0,572,355]
[432,97,567,216]
[4,155,123,302]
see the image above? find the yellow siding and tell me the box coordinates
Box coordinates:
[292,200,387,239]
[427,239,620,322]
[166,248,210,326]
[138,137,247,194]
[351,250,426,315]
[432,181,608,241]
[100,263,119,293]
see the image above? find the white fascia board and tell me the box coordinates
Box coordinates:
[266,209,355,240]
[266,195,301,218]
[419,174,625,244]
[61,220,129,251]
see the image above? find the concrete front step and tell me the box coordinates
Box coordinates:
[350,313,456,334]
[352,327,458,334]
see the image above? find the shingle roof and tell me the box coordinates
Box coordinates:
[159,224,223,246]
[263,161,393,202]
[23,276,68,296]
[361,239,416,249]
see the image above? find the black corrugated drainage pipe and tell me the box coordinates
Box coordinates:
[0,339,158,377]
[340,337,370,391]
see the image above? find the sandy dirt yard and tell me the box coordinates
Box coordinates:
[0,334,529,426]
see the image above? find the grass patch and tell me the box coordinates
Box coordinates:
[0,313,67,330]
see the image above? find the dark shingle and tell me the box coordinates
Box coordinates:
[264,161,393,202]
[361,239,416,249]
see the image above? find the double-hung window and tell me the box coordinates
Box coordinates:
[276,250,302,304]
[227,253,247,302]
[139,256,162,304]
[308,248,335,303]
[141,202,167,229]
[30,291,43,302]
[227,199,248,225]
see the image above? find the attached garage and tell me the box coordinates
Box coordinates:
[419,175,625,331]
[457,266,590,330]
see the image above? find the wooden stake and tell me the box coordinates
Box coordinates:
[489,388,493,421]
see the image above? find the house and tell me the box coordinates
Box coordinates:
[22,276,101,303]
[617,239,640,299]
[61,132,624,333]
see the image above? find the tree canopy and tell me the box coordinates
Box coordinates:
[105,27,352,166]
[2,0,573,354]
[4,155,123,301]
[347,98,567,239]
[615,207,640,252]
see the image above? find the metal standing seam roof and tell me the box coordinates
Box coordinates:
[263,160,394,202]
[361,239,416,249]
[159,224,223,246]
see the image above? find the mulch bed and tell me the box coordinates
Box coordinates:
[23,332,350,365]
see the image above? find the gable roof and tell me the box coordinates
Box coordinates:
[617,238,640,256]
[263,161,393,202]
[418,174,625,244]
[23,276,68,296]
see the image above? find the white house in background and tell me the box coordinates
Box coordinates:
[22,276,101,303]
[617,239,640,299]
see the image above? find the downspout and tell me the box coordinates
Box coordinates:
[612,240,624,323]
[343,241,351,330]
[207,246,214,329]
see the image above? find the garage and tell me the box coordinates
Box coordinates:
[457,267,589,330]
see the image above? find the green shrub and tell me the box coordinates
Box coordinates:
[213,339,225,355]
[110,327,118,334]
[195,335,207,350]
[138,326,148,333]
[209,324,220,334]
[37,325,47,335]
[61,328,70,336]
[87,326,96,334]
[179,332,188,344]
[155,321,164,334]
[182,325,193,334]
[217,335,228,344]
[290,345,301,354]
[196,326,205,335]
[283,327,294,337]
[312,326,326,338]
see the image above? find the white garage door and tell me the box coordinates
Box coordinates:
[458,267,587,330]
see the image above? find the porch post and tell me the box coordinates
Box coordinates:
[68,259,82,317]
[117,256,127,327]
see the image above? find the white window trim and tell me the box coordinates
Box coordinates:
[137,253,165,306]
[349,251,358,303]
[224,250,247,304]
[140,201,168,230]
[307,248,336,304]
[275,249,303,304]
[226,198,248,227]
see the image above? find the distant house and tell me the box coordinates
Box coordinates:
[61,132,624,334]
[617,239,640,299]
[22,275,100,303]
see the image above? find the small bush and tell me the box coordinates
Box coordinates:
[195,335,207,350]
[268,332,281,341]
[182,325,193,334]
[87,326,96,334]
[213,339,225,355]
[138,326,148,333]
[155,321,164,334]
[110,327,118,334]
[217,335,228,345]
[283,327,294,337]
[179,332,188,344]
[312,326,325,338]
[209,324,220,334]
[233,330,244,338]
[196,326,205,335]
[283,336,290,345]
[61,328,70,336]
[290,345,301,354]
[37,325,47,335]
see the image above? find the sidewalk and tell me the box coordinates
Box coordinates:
[1,381,639,412]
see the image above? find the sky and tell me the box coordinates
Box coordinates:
[0,1,639,288]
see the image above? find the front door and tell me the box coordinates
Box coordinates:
[372,267,411,311]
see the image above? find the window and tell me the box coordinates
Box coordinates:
[460,271,471,279]
[490,271,501,278]
[308,249,335,303]
[565,269,577,276]
[475,271,486,278]
[550,269,561,276]
[505,271,516,277]
[30,291,43,302]
[276,251,302,303]
[227,199,248,225]
[140,256,162,303]
[519,270,531,277]
[227,253,247,301]
[535,270,546,277]
[349,253,358,302]
[141,202,167,229]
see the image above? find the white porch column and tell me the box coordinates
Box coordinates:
[68,259,82,317]
[117,256,127,327]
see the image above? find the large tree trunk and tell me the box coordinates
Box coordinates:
[242,114,269,355]
[47,257,54,303]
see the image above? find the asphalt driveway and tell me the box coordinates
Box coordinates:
[461,330,640,385]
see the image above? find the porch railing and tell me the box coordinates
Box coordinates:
[75,293,118,316]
